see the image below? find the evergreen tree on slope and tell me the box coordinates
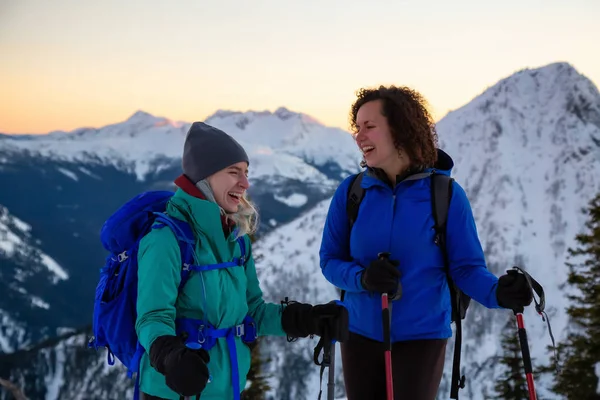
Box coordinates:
[549,193,600,398]
[492,317,530,399]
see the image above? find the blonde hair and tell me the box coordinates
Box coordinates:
[198,177,259,239]
[225,193,259,238]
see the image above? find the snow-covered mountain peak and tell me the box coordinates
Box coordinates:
[444,62,600,147]
[205,106,322,128]
[126,110,160,123]
[437,62,600,172]
[124,110,188,131]
[205,106,359,176]
[470,62,596,107]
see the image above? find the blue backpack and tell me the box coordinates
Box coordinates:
[88,190,256,400]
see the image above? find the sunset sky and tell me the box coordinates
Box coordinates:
[1,0,599,134]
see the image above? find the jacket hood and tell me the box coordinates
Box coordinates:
[425,148,454,176]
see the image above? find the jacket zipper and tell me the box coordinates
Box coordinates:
[388,192,396,253]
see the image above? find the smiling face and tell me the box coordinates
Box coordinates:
[206,161,250,213]
[354,99,410,177]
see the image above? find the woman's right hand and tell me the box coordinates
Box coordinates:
[361,257,401,294]
[149,335,210,397]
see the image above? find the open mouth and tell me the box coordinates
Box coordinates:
[228,192,242,202]
[361,145,375,155]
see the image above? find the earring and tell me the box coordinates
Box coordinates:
[398,148,403,158]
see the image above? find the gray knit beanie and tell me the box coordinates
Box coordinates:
[182,122,249,183]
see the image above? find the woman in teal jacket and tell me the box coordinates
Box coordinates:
[319,86,533,400]
[135,122,348,400]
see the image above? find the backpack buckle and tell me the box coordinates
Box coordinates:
[240,318,257,343]
[197,325,206,344]
[235,323,245,337]
[117,251,128,263]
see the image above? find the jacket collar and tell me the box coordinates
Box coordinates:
[173,174,236,236]
[361,148,454,190]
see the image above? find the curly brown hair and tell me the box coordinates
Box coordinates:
[349,85,438,167]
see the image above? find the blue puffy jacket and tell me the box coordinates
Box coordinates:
[319,149,500,342]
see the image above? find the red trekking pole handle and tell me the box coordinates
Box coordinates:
[514,308,537,400]
[510,266,550,400]
[381,292,394,400]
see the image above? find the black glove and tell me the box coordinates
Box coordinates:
[361,257,401,294]
[149,335,210,397]
[496,270,533,311]
[281,300,349,342]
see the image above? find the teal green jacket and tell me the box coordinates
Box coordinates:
[135,188,286,399]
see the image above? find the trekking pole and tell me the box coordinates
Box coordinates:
[377,252,402,400]
[509,266,559,400]
[513,306,536,400]
[381,289,394,400]
[313,325,336,400]
[327,340,335,400]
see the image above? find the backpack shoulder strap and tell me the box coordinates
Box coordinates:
[346,172,366,229]
[236,235,247,266]
[338,172,366,304]
[430,172,453,246]
[151,213,197,290]
[430,172,467,399]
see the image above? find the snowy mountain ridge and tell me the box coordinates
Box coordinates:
[0,106,361,182]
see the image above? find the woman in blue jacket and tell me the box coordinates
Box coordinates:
[319,85,533,400]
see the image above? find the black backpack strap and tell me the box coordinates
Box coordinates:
[346,172,365,229]
[431,173,452,240]
[340,172,366,303]
[431,172,465,399]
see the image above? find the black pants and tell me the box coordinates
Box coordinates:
[341,332,447,400]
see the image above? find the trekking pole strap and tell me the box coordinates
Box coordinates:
[511,266,560,372]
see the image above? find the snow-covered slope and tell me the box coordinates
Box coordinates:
[0,326,134,400]
[0,205,69,285]
[0,205,71,353]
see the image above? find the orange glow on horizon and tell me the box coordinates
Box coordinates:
[1,0,598,135]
